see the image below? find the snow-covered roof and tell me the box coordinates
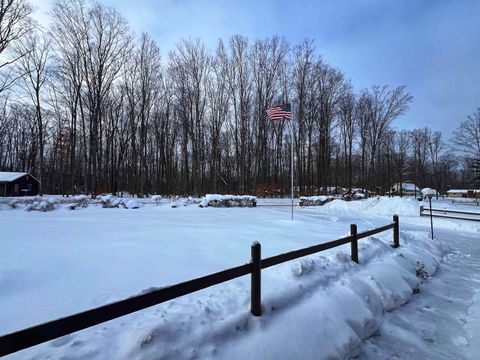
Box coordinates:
[398,182,419,191]
[0,172,28,182]
[447,189,480,194]
[0,171,39,183]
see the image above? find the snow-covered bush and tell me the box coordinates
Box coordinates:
[354,192,366,199]
[168,195,178,208]
[21,196,44,206]
[74,195,90,207]
[199,194,257,208]
[9,200,17,209]
[340,191,366,201]
[182,196,201,206]
[299,195,333,206]
[151,195,162,205]
[168,195,200,207]
[66,195,90,210]
[97,194,123,208]
[24,198,58,212]
[65,203,77,210]
[40,199,56,211]
[125,200,142,209]
[95,194,141,209]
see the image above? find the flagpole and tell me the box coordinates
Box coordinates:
[291,103,294,220]
[266,102,294,220]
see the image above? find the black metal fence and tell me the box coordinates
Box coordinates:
[420,206,480,222]
[0,215,400,357]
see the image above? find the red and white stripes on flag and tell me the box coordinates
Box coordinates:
[266,103,292,121]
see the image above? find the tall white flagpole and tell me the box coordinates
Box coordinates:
[290,103,294,220]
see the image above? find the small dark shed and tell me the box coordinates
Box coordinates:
[0,172,40,196]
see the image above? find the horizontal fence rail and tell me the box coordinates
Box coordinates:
[0,215,400,357]
[420,206,480,222]
[357,223,395,239]
[0,263,252,357]
[261,235,353,269]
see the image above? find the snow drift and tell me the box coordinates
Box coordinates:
[317,196,421,218]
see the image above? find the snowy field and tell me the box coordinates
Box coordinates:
[1,196,480,359]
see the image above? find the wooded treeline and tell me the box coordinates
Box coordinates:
[0,0,478,196]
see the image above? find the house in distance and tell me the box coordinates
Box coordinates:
[447,189,479,198]
[391,182,420,197]
[0,172,40,197]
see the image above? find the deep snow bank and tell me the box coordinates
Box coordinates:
[117,231,447,359]
[318,196,421,218]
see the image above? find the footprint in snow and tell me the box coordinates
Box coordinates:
[421,330,435,345]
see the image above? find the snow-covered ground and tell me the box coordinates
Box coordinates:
[1,196,479,359]
[360,229,480,359]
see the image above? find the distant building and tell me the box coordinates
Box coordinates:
[0,172,40,196]
[391,182,420,196]
[447,189,479,198]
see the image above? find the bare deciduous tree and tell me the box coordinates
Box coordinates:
[338,85,356,191]
[0,0,33,92]
[390,130,410,196]
[15,31,51,195]
[452,109,480,158]
[360,85,413,190]
[1,0,471,196]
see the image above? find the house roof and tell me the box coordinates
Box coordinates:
[393,182,419,191]
[0,172,39,183]
[447,189,480,194]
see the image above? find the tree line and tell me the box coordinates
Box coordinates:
[0,0,478,196]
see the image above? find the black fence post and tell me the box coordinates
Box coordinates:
[350,224,358,263]
[419,205,424,217]
[392,215,400,248]
[251,242,262,316]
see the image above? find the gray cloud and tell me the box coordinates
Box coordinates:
[33,0,479,138]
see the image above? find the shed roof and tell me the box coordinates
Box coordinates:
[447,189,480,194]
[0,172,38,182]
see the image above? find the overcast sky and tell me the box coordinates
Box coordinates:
[34,0,480,138]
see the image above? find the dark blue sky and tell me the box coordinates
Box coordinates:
[36,0,480,138]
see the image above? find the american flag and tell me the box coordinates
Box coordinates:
[266,103,292,121]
